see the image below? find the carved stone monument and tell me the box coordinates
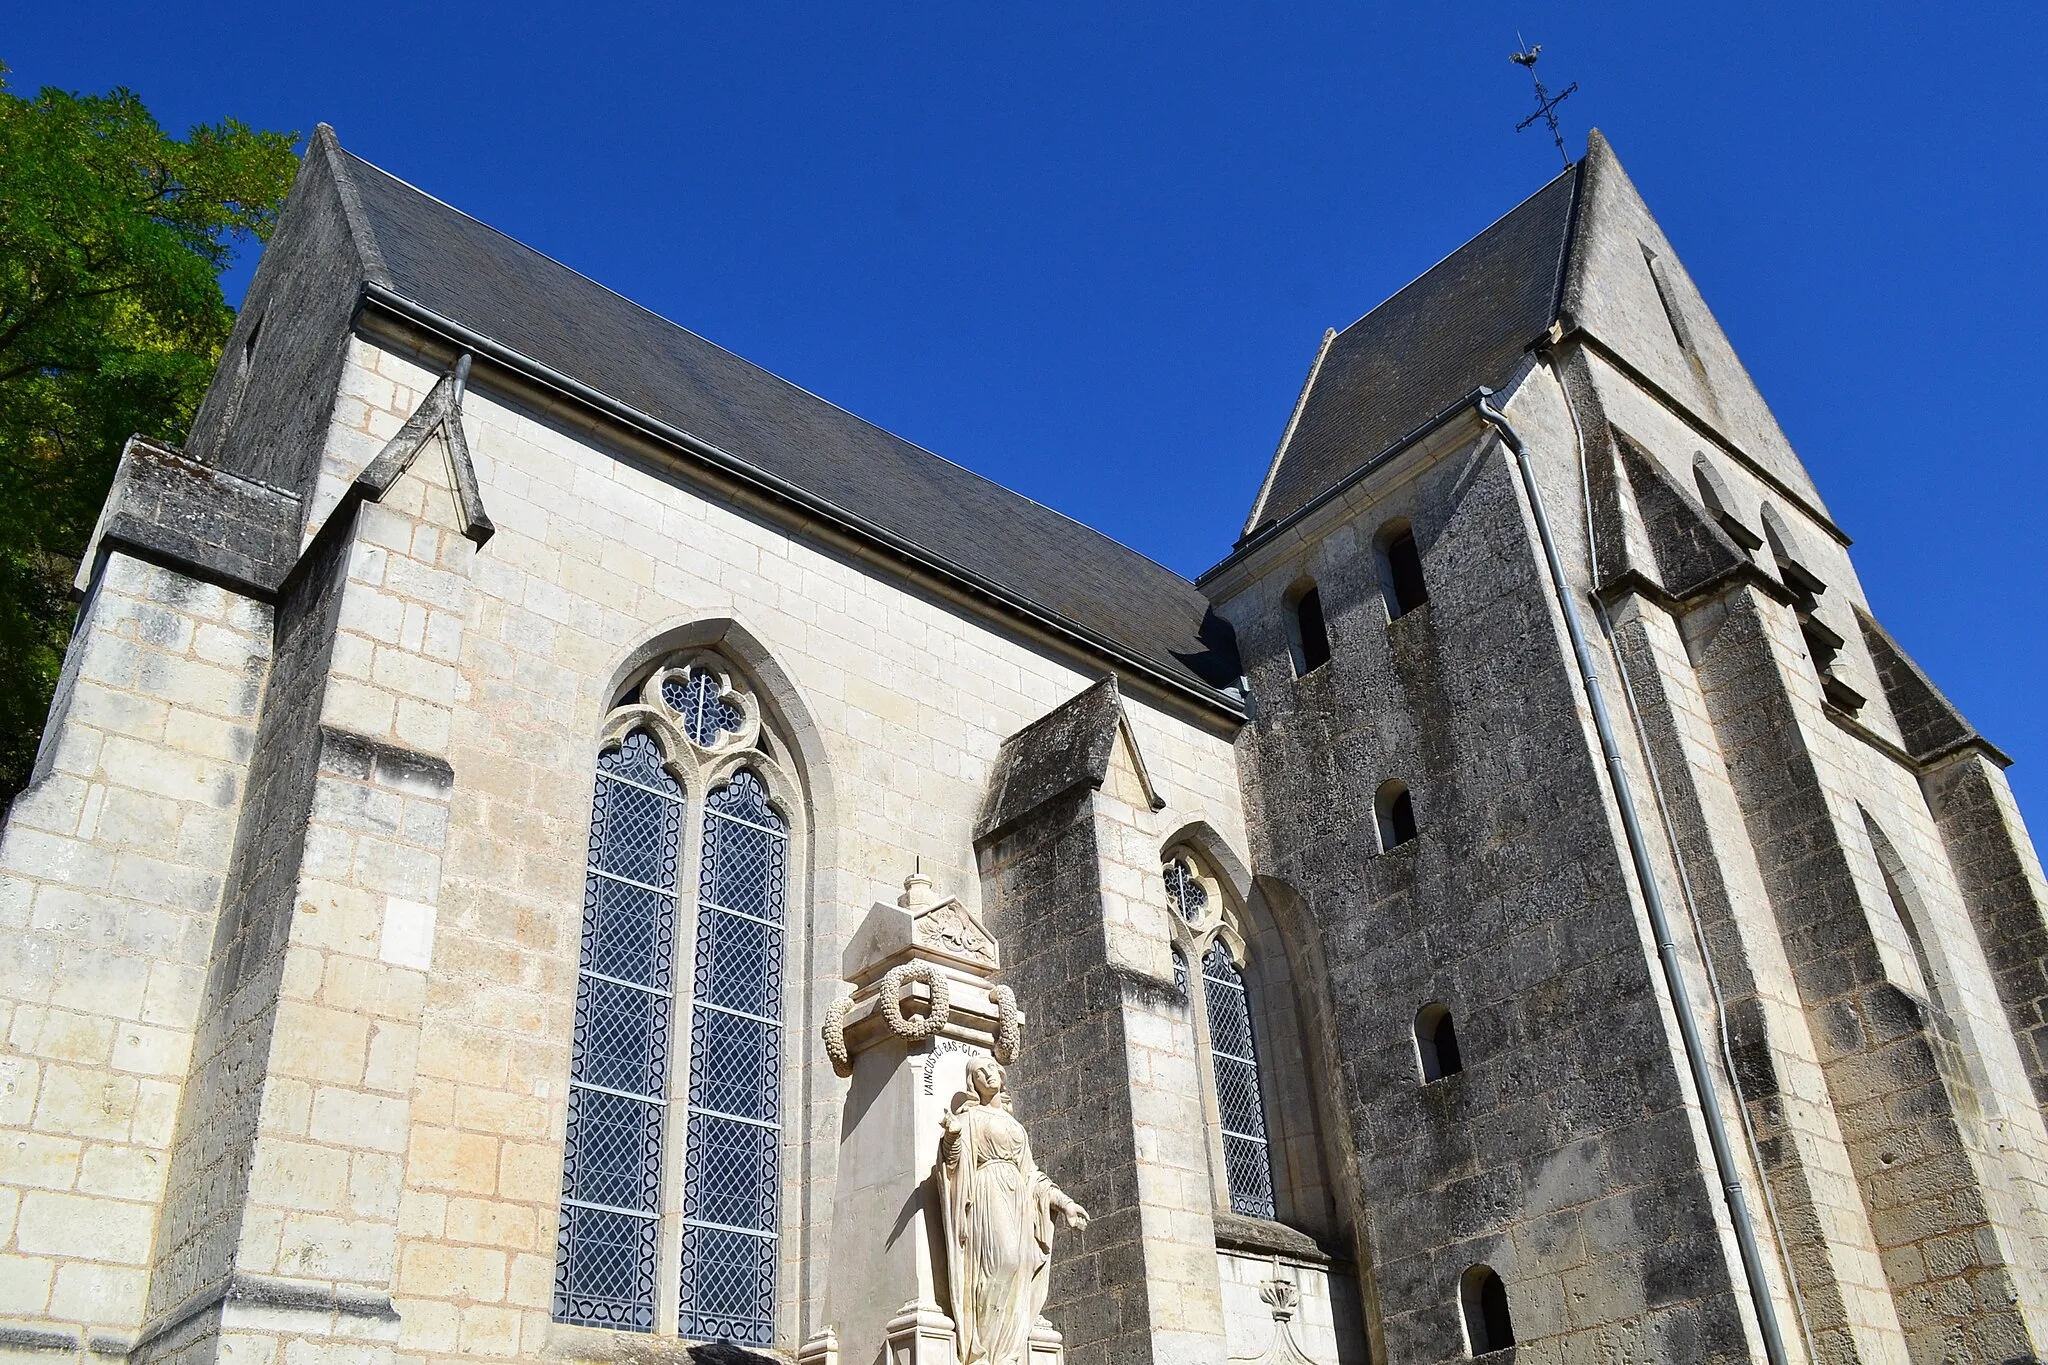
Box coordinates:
[801,872,1082,1365]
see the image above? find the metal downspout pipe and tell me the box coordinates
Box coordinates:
[1473,386,1793,1365]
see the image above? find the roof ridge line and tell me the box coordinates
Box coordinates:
[313,125,392,288]
[1241,327,1337,539]
[334,141,1205,588]
[1329,159,1581,341]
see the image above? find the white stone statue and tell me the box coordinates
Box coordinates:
[938,1058,1089,1365]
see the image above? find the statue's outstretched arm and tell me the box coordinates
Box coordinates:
[1047,1182,1090,1231]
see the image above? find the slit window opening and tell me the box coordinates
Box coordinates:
[1416,1003,1463,1081]
[1376,781,1417,851]
[1462,1264,1515,1355]
[1289,585,1332,675]
[1382,528,1429,618]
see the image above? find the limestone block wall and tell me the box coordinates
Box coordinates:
[1216,1249,1368,1365]
[1212,384,1770,1364]
[1924,751,2048,1108]
[285,335,1253,1362]
[973,689,1235,1365]
[1565,338,2048,1362]
[0,552,271,1350]
[1603,595,1906,1365]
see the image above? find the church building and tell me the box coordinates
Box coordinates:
[3,124,2047,1365]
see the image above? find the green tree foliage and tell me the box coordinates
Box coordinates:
[0,67,297,806]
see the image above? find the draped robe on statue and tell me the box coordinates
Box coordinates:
[938,1094,1060,1365]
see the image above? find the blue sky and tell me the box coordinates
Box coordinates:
[10,4,2045,813]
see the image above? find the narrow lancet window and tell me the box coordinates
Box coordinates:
[556,731,683,1332]
[1203,941,1277,1219]
[678,769,787,1345]
[1288,583,1332,675]
[1376,780,1417,851]
[1415,1002,1463,1081]
[1378,522,1429,618]
[1461,1264,1515,1355]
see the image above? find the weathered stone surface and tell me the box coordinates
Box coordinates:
[5,121,2048,1365]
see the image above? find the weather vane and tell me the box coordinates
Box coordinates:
[1510,38,1578,170]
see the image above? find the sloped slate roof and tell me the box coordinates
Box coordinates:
[331,146,1240,701]
[1247,165,1580,532]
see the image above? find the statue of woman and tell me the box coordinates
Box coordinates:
[938,1057,1089,1365]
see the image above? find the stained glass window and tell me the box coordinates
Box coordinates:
[663,669,743,747]
[678,769,785,1345]
[555,732,682,1331]
[1164,858,1207,924]
[1203,940,1276,1220]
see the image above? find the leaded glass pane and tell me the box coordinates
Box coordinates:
[599,729,676,790]
[1203,944,1256,1059]
[573,975,669,1097]
[581,875,674,990]
[680,768,785,1345]
[695,908,782,1019]
[1203,941,1276,1219]
[679,1223,778,1347]
[1222,1134,1277,1220]
[556,733,681,1331]
[561,1084,664,1211]
[663,669,743,747]
[589,766,683,890]
[683,1111,781,1230]
[555,1203,658,1331]
[1164,859,1208,923]
[689,1005,781,1124]
[1173,944,1189,994]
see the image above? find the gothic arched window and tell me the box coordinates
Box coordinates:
[1203,940,1276,1219]
[1163,855,1277,1220]
[556,730,682,1331]
[679,769,787,1344]
[555,656,797,1346]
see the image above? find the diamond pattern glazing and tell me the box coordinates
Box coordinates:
[689,1006,780,1123]
[678,1224,778,1347]
[556,731,681,1330]
[574,975,668,1097]
[555,1204,658,1331]
[561,1084,664,1211]
[1222,1133,1277,1220]
[680,768,785,1344]
[1203,942,1276,1218]
[664,669,743,747]
[1164,859,1208,924]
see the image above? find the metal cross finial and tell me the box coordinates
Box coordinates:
[1510,38,1578,170]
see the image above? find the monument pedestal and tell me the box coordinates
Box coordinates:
[814,871,1041,1365]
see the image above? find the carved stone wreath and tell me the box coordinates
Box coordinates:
[990,984,1021,1065]
[823,995,853,1077]
[879,962,951,1041]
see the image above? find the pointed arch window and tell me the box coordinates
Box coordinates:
[679,769,786,1344]
[556,731,680,1331]
[555,658,796,1347]
[1163,855,1277,1220]
[1203,940,1276,1218]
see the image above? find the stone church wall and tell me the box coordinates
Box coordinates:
[0,552,272,1343]
[313,337,1254,1359]
[1213,382,1767,1364]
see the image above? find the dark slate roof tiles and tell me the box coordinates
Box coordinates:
[333,148,1241,701]
[1247,165,1580,532]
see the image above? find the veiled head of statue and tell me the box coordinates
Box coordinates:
[967,1057,1006,1102]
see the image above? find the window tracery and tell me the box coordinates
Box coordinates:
[1162,853,1276,1220]
[555,654,796,1345]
